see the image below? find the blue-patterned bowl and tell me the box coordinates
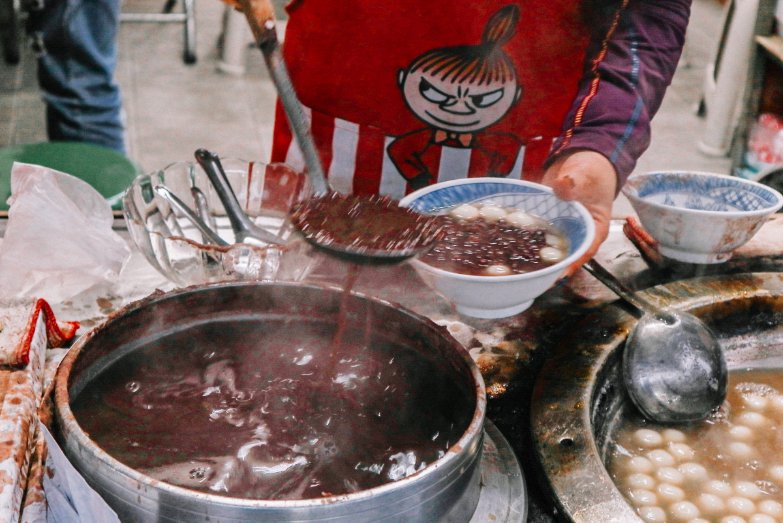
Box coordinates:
[623,171,783,264]
[399,179,594,319]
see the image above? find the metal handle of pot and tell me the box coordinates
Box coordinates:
[235,0,330,197]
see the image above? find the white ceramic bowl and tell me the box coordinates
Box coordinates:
[622,171,783,264]
[400,179,595,319]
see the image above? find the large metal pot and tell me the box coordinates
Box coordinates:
[54,281,486,523]
[531,272,783,522]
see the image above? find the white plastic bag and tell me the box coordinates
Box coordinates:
[42,424,121,523]
[0,162,130,303]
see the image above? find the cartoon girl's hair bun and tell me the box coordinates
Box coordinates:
[482,5,521,49]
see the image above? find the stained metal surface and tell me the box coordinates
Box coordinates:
[531,272,783,522]
[470,420,527,523]
[54,281,487,523]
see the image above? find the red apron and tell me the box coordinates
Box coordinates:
[271,0,590,199]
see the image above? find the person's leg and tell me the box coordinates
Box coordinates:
[29,0,125,153]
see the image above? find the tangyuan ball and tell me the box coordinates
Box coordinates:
[449,204,480,220]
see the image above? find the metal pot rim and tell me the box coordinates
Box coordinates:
[54,280,487,508]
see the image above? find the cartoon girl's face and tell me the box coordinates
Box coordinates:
[399,68,520,133]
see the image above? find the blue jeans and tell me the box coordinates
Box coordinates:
[29,0,125,153]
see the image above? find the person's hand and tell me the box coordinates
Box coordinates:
[540,150,617,277]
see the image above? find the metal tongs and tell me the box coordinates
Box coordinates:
[153,148,284,248]
[194,148,283,246]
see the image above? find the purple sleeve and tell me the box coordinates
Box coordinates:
[547,0,692,186]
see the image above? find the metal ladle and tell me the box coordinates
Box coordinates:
[234,0,440,262]
[583,259,727,423]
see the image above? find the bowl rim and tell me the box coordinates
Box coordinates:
[622,170,783,217]
[399,178,596,282]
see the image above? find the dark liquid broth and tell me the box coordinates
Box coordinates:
[72,319,470,500]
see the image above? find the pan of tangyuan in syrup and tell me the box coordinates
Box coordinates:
[54,281,486,523]
[531,272,783,523]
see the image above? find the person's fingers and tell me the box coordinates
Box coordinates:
[623,216,666,268]
[541,150,617,277]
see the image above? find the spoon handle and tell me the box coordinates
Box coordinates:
[153,185,229,247]
[236,0,330,197]
[195,149,254,232]
[194,149,282,246]
[583,260,669,319]
[190,186,218,233]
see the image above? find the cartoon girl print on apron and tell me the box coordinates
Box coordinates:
[388,6,523,190]
[271,1,591,199]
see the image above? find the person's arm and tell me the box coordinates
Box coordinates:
[543,0,692,273]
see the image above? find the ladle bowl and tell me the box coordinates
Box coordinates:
[289,191,444,263]
[624,307,726,421]
[583,260,727,423]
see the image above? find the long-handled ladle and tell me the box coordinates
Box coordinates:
[583,259,727,423]
[235,0,328,197]
[233,0,441,262]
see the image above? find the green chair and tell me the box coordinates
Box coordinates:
[0,141,142,211]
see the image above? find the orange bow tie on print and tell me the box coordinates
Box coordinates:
[433,130,474,147]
